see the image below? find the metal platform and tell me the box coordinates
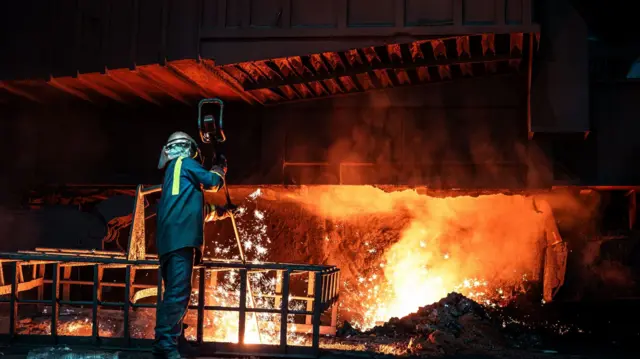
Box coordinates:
[0,249,340,357]
[0,184,341,358]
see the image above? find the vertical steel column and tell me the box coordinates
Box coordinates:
[51,263,60,342]
[279,269,290,353]
[331,272,339,327]
[92,264,100,342]
[238,269,247,345]
[124,265,131,345]
[322,273,329,307]
[9,262,18,338]
[38,265,46,309]
[312,271,323,355]
[197,267,206,344]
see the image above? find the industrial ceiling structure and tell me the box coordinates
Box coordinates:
[0,33,533,106]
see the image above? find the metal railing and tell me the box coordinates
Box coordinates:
[0,249,340,358]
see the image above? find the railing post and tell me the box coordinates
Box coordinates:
[197,267,205,344]
[124,265,131,346]
[274,270,283,309]
[312,271,323,355]
[330,272,338,328]
[238,269,247,345]
[51,263,60,343]
[92,264,100,343]
[305,271,314,325]
[9,262,18,338]
[279,269,290,353]
[37,264,45,312]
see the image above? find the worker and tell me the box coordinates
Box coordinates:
[153,131,234,359]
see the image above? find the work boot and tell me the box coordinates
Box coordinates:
[178,324,199,358]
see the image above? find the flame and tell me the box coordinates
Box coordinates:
[289,186,561,329]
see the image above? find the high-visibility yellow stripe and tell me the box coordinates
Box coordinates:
[172,157,184,195]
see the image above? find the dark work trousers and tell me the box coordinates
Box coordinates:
[153,247,195,355]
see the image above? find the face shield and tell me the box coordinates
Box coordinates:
[157,132,203,169]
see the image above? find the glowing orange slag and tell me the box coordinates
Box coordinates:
[49,186,577,343]
[289,186,565,329]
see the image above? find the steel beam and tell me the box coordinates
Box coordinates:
[244,54,516,90]
[200,25,540,41]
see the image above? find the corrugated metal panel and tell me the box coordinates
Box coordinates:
[1,0,537,82]
[0,33,536,106]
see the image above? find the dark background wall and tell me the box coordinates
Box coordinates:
[0,74,538,203]
[4,72,640,206]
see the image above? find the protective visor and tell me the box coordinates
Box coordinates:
[157,138,202,169]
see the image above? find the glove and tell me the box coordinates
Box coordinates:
[210,165,226,177]
[205,204,239,222]
[216,155,228,171]
[221,203,240,218]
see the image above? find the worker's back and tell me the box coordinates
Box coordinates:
[157,156,216,258]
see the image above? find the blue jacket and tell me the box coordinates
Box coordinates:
[156,157,224,262]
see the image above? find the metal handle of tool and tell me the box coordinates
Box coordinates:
[223,181,262,342]
[198,98,226,144]
[198,97,262,342]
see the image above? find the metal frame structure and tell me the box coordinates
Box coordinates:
[0,250,340,357]
[0,184,341,358]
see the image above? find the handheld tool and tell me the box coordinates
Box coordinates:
[198,98,263,343]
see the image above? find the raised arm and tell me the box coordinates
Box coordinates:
[182,157,225,192]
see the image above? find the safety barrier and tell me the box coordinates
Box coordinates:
[0,248,340,358]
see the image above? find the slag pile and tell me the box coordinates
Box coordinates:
[335,292,510,356]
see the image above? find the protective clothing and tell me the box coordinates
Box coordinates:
[154,146,229,357]
[156,158,224,263]
[158,131,202,170]
[153,248,195,358]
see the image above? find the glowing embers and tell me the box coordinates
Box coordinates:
[287,186,569,329]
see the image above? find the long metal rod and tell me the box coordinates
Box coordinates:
[229,212,262,343]
[223,179,263,343]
